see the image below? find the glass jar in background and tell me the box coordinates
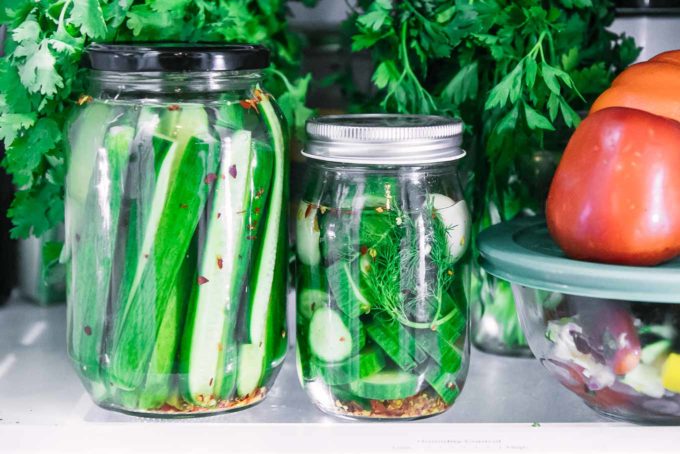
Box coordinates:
[295,115,471,419]
[65,44,288,416]
[471,149,561,357]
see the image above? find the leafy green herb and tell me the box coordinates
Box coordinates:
[0,0,316,238]
[360,202,458,330]
[343,0,639,347]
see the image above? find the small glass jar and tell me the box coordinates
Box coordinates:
[471,149,561,357]
[295,115,471,419]
[65,44,289,416]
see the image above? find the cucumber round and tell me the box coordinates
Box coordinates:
[429,194,470,262]
[313,346,386,386]
[349,369,420,400]
[296,201,321,266]
[308,308,354,363]
[298,288,329,319]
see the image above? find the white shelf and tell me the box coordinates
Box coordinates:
[1,299,679,453]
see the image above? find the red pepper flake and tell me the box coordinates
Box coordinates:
[197,276,209,285]
[84,326,92,336]
[179,203,188,209]
[204,173,217,184]
[259,341,263,348]
[77,95,93,106]
[304,203,313,218]
[217,256,223,269]
[360,245,368,256]
[239,99,259,112]
[144,254,149,259]
[75,234,81,242]
[217,342,223,352]
[248,222,258,231]
[167,104,180,111]
[255,188,265,198]
[229,165,238,179]
[339,337,346,342]
[209,377,214,387]
[217,212,222,219]
[254,207,261,214]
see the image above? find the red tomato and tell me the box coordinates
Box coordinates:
[546,107,680,266]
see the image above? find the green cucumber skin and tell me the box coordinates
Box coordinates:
[326,261,371,318]
[109,107,217,390]
[365,318,426,371]
[138,244,196,410]
[312,346,386,386]
[68,125,133,381]
[62,102,119,264]
[237,89,288,395]
[349,369,420,401]
[179,130,256,406]
[424,363,461,405]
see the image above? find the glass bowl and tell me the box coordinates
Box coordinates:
[479,218,680,424]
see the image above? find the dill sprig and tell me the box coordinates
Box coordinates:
[360,198,458,329]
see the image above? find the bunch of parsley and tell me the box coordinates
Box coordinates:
[0,0,315,238]
[344,0,639,224]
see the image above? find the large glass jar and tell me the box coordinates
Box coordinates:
[295,115,471,419]
[65,44,289,416]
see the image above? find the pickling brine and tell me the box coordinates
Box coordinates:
[65,44,288,416]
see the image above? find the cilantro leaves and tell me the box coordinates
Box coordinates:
[1,0,314,238]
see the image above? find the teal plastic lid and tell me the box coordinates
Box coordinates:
[478,217,680,303]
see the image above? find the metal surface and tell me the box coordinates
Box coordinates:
[304,114,465,165]
[3,299,680,452]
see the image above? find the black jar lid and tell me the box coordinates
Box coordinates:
[82,43,270,72]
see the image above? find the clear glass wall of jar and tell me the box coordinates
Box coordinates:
[295,115,471,419]
[471,149,561,357]
[65,44,289,416]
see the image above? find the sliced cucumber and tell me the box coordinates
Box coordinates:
[109,106,216,390]
[424,363,460,405]
[69,125,133,381]
[349,369,420,400]
[308,307,355,363]
[296,201,321,266]
[180,130,255,406]
[237,88,287,394]
[313,346,386,386]
[298,288,330,320]
[62,102,118,263]
[430,194,470,262]
[236,343,263,398]
[326,261,371,318]
[138,247,195,410]
[365,318,425,371]
[416,331,463,374]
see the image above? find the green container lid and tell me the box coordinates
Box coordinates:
[478,217,680,303]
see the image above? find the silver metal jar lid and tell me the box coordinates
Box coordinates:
[303,114,465,165]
